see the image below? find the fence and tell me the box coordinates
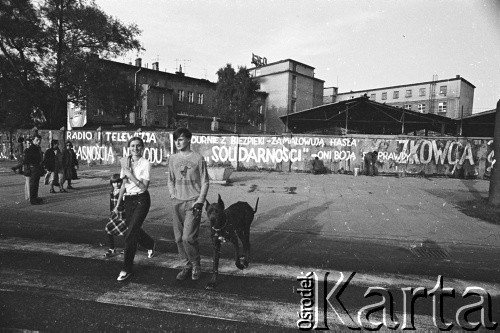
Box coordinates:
[1,129,495,178]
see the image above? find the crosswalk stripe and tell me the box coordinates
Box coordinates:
[1,237,498,297]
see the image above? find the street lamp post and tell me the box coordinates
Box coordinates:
[132,68,142,125]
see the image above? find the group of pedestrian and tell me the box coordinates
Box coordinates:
[42,140,78,193]
[17,135,79,205]
[108,128,209,283]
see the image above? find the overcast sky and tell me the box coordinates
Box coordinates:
[96,0,500,113]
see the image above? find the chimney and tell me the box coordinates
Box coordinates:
[175,64,185,76]
[135,58,142,67]
[152,62,159,71]
[456,75,460,79]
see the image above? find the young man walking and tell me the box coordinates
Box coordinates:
[167,128,209,281]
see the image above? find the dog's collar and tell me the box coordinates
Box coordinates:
[211,211,229,232]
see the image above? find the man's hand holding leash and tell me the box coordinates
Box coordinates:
[192,202,203,218]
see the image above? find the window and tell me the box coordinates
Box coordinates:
[439,86,447,96]
[438,101,447,112]
[382,92,387,100]
[94,107,104,116]
[178,90,184,102]
[405,89,412,97]
[157,93,164,106]
[419,88,426,96]
[404,104,412,110]
[292,75,297,98]
[153,79,159,87]
[188,91,194,103]
[370,93,376,99]
[197,93,204,105]
[417,103,426,112]
[393,91,399,99]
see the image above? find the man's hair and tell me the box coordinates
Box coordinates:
[25,138,33,143]
[110,173,123,185]
[173,127,192,141]
[51,139,59,147]
[17,137,24,143]
[33,134,41,140]
[127,136,144,147]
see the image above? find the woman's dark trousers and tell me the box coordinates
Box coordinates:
[123,191,153,273]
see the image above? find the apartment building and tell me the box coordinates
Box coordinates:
[86,58,216,128]
[332,75,475,119]
[248,59,324,134]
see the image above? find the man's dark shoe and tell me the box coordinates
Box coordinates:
[67,185,74,189]
[176,267,192,281]
[30,200,43,205]
[11,167,16,174]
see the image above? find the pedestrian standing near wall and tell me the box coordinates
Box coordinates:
[11,137,25,174]
[65,141,78,189]
[116,136,156,282]
[23,134,44,205]
[167,128,209,281]
[23,138,33,201]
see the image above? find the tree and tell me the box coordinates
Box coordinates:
[0,0,50,129]
[84,57,136,124]
[0,0,143,129]
[40,0,143,128]
[215,64,260,133]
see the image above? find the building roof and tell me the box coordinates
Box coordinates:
[100,58,216,87]
[459,109,496,137]
[279,96,457,135]
[336,76,475,95]
[248,58,316,71]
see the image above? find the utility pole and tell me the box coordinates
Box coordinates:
[345,105,349,134]
[488,99,500,206]
[132,67,142,125]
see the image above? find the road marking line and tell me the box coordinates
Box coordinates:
[1,237,499,297]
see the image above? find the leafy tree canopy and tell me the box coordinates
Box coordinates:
[0,0,143,129]
[215,64,260,131]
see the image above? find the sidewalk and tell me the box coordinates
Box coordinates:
[2,160,499,250]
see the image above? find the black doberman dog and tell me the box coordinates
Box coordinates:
[205,194,259,290]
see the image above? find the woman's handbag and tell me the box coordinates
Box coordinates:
[105,212,128,236]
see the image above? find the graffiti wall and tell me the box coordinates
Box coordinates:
[0,129,495,178]
[65,130,170,165]
[191,134,494,178]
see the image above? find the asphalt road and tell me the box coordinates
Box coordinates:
[0,163,499,331]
